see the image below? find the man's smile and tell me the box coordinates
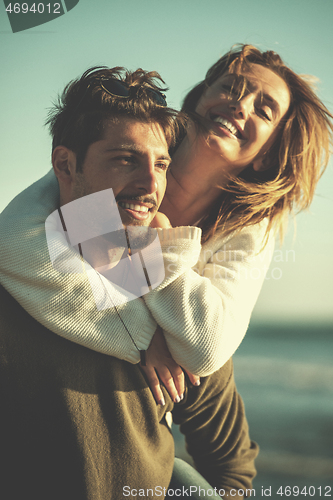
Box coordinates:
[117,197,157,221]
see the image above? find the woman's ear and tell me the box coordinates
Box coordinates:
[252,154,270,172]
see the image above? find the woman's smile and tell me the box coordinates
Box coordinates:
[208,112,246,140]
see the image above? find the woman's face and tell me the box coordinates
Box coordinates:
[195,63,291,173]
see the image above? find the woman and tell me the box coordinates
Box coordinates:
[0,45,331,406]
[140,44,333,402]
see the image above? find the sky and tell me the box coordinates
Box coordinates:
[0,0,332,324]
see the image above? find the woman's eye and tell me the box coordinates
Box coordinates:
[221,84,234,93]
[258,108,272,121]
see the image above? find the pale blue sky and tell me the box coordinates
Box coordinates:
[1,0,332,322]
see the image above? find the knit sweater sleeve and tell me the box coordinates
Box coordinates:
[0,170,157,364]
[0,170,273,373]
[144,221,275,376]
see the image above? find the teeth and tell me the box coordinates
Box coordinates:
[119,202,149,213]
[213,116,238,136]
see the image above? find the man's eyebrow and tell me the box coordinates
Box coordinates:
[105,145,171,161]
[159,155,172,162]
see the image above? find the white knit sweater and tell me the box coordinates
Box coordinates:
[0,170,274,376]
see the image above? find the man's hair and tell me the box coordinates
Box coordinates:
[181,44,333,243]
[46,67,179,172]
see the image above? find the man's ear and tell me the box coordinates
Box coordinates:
[52,146,77,186]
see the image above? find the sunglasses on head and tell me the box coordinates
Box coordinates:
[99,78,167,107]
[59,77,167,144]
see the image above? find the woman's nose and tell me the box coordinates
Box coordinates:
[229,93,255,120]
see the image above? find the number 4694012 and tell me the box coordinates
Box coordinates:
[5,3,61,14]
[276,485,331,497]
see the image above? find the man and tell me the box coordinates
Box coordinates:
[0,67,257,499]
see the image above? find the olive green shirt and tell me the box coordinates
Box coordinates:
[0,284,258,499]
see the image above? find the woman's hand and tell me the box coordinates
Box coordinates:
[150,212,172,229]
[140,326,200,405]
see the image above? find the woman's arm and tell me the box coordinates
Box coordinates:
[0,170,158,363]
[0,170,202,403]
[144,220,275,376]
[0,170,273,381]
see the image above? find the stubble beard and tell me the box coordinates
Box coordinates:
[72,174,155,253]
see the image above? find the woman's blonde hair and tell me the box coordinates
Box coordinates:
[181,45,333,243]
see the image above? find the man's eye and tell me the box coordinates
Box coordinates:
[114,156,136,165]
[156,162,169,171]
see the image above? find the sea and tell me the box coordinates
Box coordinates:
[172,322,333,499]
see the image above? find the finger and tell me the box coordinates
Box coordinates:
[184,370,200,387]
[141,366,165,406]
[150,212,172,229]
[167,363,185,399]
[156,366,181,404]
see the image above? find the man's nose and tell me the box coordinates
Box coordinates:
[133,161,158,194]
[229,93,255,120]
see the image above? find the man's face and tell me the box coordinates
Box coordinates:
[70,117,171,227]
